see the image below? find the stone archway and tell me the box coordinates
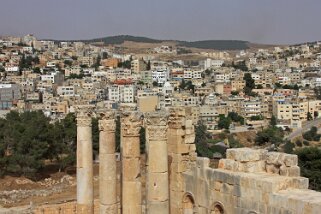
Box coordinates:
[211,202,225,214]
[182,193,196,214]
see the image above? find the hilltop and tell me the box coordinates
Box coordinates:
[59,35,252,50]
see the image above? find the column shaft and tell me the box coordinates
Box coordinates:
[146,112,169,214]
[121,112,142,214]
[76,109,94,214]
[99,112,117,214]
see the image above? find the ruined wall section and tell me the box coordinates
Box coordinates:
[167,107,197,214]
[184,148,321,214]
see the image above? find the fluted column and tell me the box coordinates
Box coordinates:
[76,107,94,214]
[145,112,169,214]
[121,112,143,214]
[99,111,117,214]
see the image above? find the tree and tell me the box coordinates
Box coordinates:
[146,60,151,70]
[250,115,264,121]
[275,83,282,88]
[227,112,244,125]
[270,115,277,127]
[314,87,321,99]
[256,84,263,89]
[194,121,212,158]
[217,115,232,130]
[94,56,101,70]
[92,118,99,158]
[68,73,84,79]
[283,141,295,154]
[0,111,51,177]
[64,60,73,67]
[314,111,319,119]
[255,126,284,146]
[243,73,255,96]
[296,147,321,191]
[139,127,146,154]
[152,81,158,87]
[307,112,313,121]
[303,126,321,141]
[33,67,41,74]
[232,60,248,71]
[102,52,108,59]
[115,116,121,152]
[204,69,212,76]
[231,91,239,96]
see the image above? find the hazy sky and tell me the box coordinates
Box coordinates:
[1,0,321,44]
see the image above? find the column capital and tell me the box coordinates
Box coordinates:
[76,105,94,127]
[98,111,116,132]
[168,107,186,129]
[121,111,142,137]
[145,111,168,141]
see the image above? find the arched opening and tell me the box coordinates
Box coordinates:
[211,202,225,214]
[182,193,196,214]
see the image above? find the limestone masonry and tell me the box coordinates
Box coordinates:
[6,107,321,213]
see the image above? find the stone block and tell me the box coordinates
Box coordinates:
[284,154,298,167]
[196,179,210,208]
[184,134,195,144]
[266,152,285,166]
[218,159,239,171]
[290,177,309,189]
[280,165,300,177]
[233,185,242,197]
[266,163,280,174]
[238,161,265,173]
[214,181,223,191]
[221,183,234,194]
[226,148,267,162]
[197,157,210,169]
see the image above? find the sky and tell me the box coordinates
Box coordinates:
[1,0,321,44]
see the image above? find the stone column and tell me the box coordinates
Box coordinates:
[99,111,117,214]
[76,107,94,214]
[121,112,142,214]
[167,107,197,214]
[145,112,169,214]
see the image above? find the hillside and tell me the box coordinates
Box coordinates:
[178,40,250,50]
[88,35,162,45]
[73,35,252,50]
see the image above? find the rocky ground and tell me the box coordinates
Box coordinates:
[0,173,77,207]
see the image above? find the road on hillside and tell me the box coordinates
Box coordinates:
[284,118,321,141]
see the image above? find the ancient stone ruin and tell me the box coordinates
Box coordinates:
[14,107,321,213]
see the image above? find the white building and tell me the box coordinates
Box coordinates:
[152,69,169,84]
[204,59,224,69]
[108,85,136,103]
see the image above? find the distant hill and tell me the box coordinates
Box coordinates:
[178,40,250,50]
[87,35,162,45]
[58,35,252,50]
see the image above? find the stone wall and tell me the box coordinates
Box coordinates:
[183,148,321,214]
